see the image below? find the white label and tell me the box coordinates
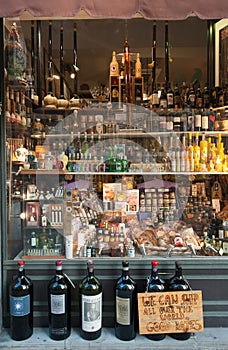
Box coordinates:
[116,296,130,325]
[202,115,208,129]
[51,294,65,314]
[82,293,102,332]
[195,114,201,127]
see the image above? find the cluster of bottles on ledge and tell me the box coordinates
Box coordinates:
[33,131,227,173]
[150,81,228,111]
[9,259,194,342]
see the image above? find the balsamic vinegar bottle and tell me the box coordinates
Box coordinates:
[48,260,71,340]
[115,260,137,341]
[79,259,102,340]
[167,261,191,340]
[145,260,166,341]
[9,260,33,340]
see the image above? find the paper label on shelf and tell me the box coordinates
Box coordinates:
[51,294,65,314]
[82,293,102,332]
[116,296,130,325]
[10,295,30,317]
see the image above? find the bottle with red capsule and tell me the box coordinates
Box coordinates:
[9,260,33,340]
[144,260,166,341]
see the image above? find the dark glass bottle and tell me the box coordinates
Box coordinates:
[9,260,33,340]
[48,260,71,340]
[115,260,137,341]
[79,259,102,340]
[174,83,181,109]
[167,261,191,340]
[145,260,166,341]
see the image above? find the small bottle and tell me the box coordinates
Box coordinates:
[115,260,137,341]
[48,260,72,340]
[145,260,166,341]
[9,260,33,340]
[167,261,191,340]
[79,260,102,340]
[110,51,119,76]
[135,52,142,78]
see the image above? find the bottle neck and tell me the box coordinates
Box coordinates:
[122,267,129,277]
[151,265,159,278]
[87,266,94,277]
[18,266,25,277]
[176,266,183,278]
[56,266,63,275]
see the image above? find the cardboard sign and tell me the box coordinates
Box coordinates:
[137,290,204,334]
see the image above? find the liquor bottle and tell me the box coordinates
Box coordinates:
[188,83,196,108]
[167,261,191,340]
[9,260,33,340]
[152,85,159,110]
[196,86,203,108]
[110,51,119,76]
[199,134,208,171]
[145,260,166,341]
[166,83,174,109]
[79,259,102,340]
[115,260,137,341]
[174,83,181,109]
[135,52,142,78]
[202,83,210,108]
[48,260,72,340]
[159,86,167,109]
[193,132,200,172]
[123,39,131,103]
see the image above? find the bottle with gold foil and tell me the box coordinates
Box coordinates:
[110,51,119,77]
[135,53,142,78]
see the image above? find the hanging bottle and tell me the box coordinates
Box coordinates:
[48,260,72,340]
[79,259,102,340]
[9,260,33,340]
[123,39,131,103]
[115,260,137,341]
[167,261,191,340]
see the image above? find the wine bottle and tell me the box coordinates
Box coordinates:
[167,261,191,340]
[9,260,33,340]
[48,260,71,340]
[79,259,102,340]
[145,260,166,341]
[115,260,137,341]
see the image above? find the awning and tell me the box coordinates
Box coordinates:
[1,0,228,20]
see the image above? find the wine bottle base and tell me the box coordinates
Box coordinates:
[11,330,33,341]
[169,332,191,340]
[49,332,71,341]
[146,333,166,341]
[80,329,101,340]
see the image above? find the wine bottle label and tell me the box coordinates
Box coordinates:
[116,296,130,325]
[82,293,102,332]
[51,294,65,314]
[10,295,30,317]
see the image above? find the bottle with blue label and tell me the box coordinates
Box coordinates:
[9,260,33,340]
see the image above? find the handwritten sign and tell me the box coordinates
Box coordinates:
[137,290,204,334]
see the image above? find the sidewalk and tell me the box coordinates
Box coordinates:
[1,327,228,350]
